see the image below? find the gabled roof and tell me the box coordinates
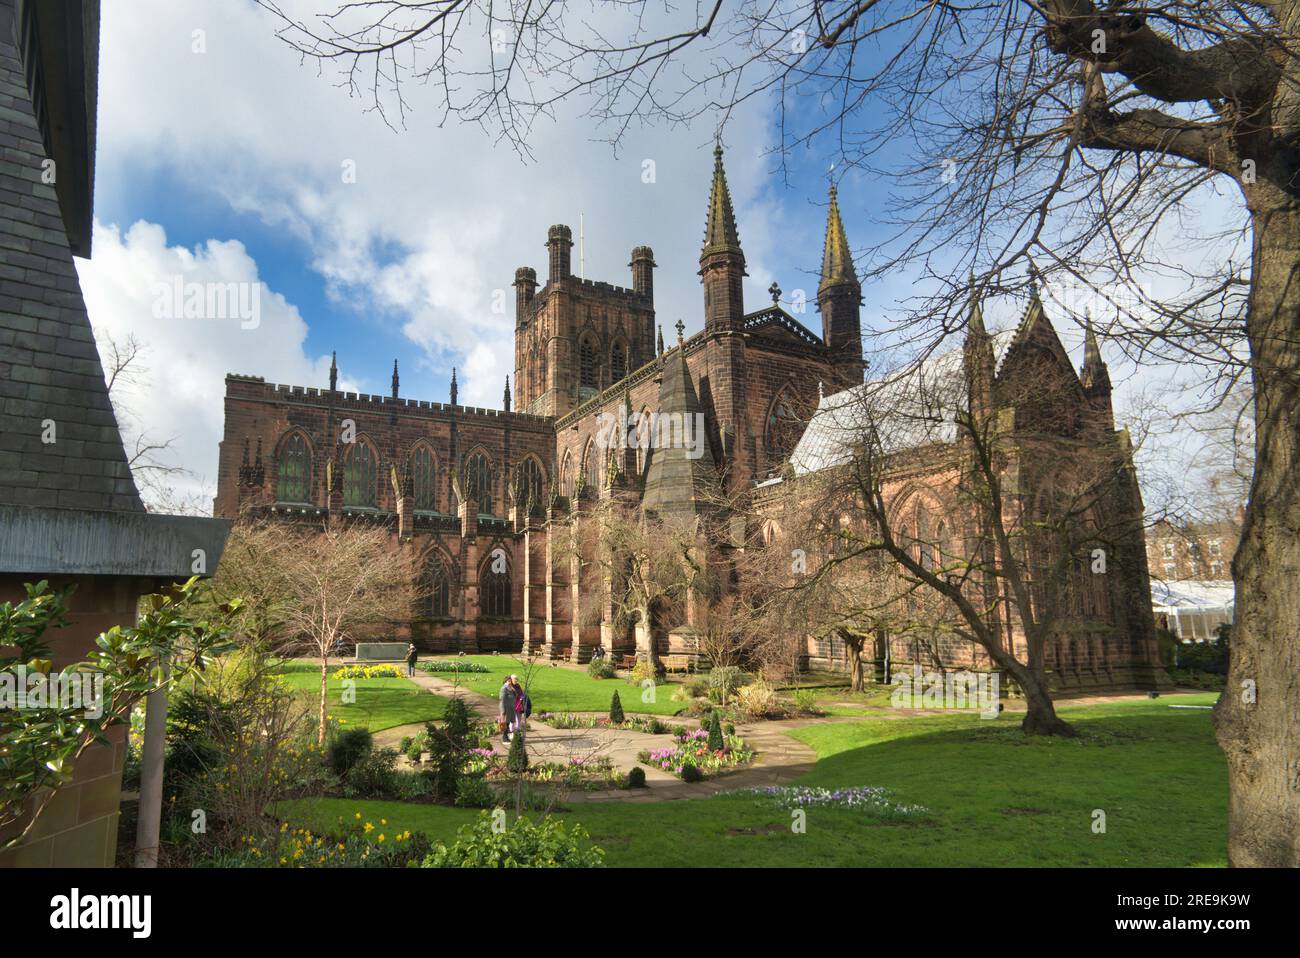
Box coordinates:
[788,330,1015,476]
[743,306,824,348]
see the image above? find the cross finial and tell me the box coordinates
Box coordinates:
[768,281,781,305]
[675,318,685,344]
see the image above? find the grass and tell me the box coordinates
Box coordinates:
[424,654,690,716]
[271,660,449,732]
[278,692,1227,866]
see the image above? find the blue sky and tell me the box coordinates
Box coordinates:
[75,0,1234,514]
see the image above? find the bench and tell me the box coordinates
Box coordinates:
[619,654,639,669]
[663,654,693,675]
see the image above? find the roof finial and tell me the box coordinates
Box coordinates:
[769,281,782,305]
[449,367,458,405]
[329,351,338,391]
[391,359,400,399]
[503,375,512,412]
[657,325,665,355]
[675,318,685,345]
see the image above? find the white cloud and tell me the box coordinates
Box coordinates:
[76,220,340,510]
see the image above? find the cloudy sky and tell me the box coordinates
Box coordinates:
[76,0,1241,514]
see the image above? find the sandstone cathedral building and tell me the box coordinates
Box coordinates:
[214,146,1169,692]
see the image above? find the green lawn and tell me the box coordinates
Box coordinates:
[279,692,1227,866]
[272,661,448,732]
[425,655,689,716]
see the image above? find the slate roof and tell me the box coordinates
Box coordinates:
[0,0,143,513]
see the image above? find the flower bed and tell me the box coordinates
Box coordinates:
[419,660,490,674]
[479,751,627,790]
[719,785,929,820]
[638,727,754,779]
[535,711,684,735]
[332,663,404,680]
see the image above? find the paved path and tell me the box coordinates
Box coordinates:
[383,670,820,801]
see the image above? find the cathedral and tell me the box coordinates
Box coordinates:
[214,145,1168,692]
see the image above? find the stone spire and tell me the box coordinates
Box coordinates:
[391,360,400,399]
[641,332,715,519]
[1080,312,1111,392]
[701,141,743,258]
[329,351,338,391]
[699,142,747,332]
[449,367,458,405]
[964,275,996,424]
[817,182,864,385]
[657,324,665,356]
[503,375,512,412]
[818,184,857,293]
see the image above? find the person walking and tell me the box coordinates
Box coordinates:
[405,643,418,678]
[498,674,518,742]
[509,675,530,740]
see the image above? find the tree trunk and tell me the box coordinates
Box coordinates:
[1020,677,1076,737]
[841,630,865,692]
[318,653,329,745]
[1214,198,1300,867]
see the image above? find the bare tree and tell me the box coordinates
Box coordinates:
[216,517,422,743]
[264,0,1299,864]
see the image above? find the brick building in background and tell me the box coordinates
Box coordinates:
[216,144,1166,692]
[0,0,228,867]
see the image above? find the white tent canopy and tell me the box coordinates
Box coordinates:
[1151,579,1235,642]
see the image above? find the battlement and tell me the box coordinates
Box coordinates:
[223,373,554,426]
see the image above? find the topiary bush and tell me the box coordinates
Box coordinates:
[326,727,373,778]
[506,730,529,773]
[627,766,646,788]
[680,764,704,783]
[609,690,625,724]
[707,710,724,752]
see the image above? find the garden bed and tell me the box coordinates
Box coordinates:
[638,727,755,780]
[535,711,687,735]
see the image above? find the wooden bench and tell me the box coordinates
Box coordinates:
[662,654,693,675]
[619,654,639,669]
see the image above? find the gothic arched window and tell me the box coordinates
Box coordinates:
[582,440,601,494]
[464,451,493,514]
[611,341,627,383]
[343,442,377,507]
[411,445,437,511]
[277,433,310,503]
[480,556,512,617]
[426,553,451,618]
[559,452,573,499]
[916,503,936,571]
[765,390,801,465]
[579,336,598,390]
[516,457,544,511]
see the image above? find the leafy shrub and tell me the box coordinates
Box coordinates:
[587,656,616,679]
[399,736,413,753]
[706,666,748,704]
[681,764,704,783]
[609,691,625,724]
[683,676,708,698]
[392,770,433,801]
[707,711,724,752]
[406,740,424,764]
[326,727,373,778]
[506,732,529,773]
[627,766,646,788]
[1175,638,1229,675]
[793,688,822,714]
[455,775,496,808]
[736,680,778,719]
[628,660,657,686]
[344,747,400,797]
[421,811,605,868]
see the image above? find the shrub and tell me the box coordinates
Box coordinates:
[399,735,413,753]
[793,688,821,714]
[736,680,777,719]
[587,656,616,679]
[628,659,657,686]
[683,676,708,698]
[506,731,529,773]
[707,710,725,751]
[681,764,704,783]
[609,691,625,724]
[406,740,424,764]
[327,727,374,778]
[344,747,399,797]
[707,666,747,704]
[419,660,489,674]
[455,775,496,808]
[422,811,604,868]
[627,766,646,788]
